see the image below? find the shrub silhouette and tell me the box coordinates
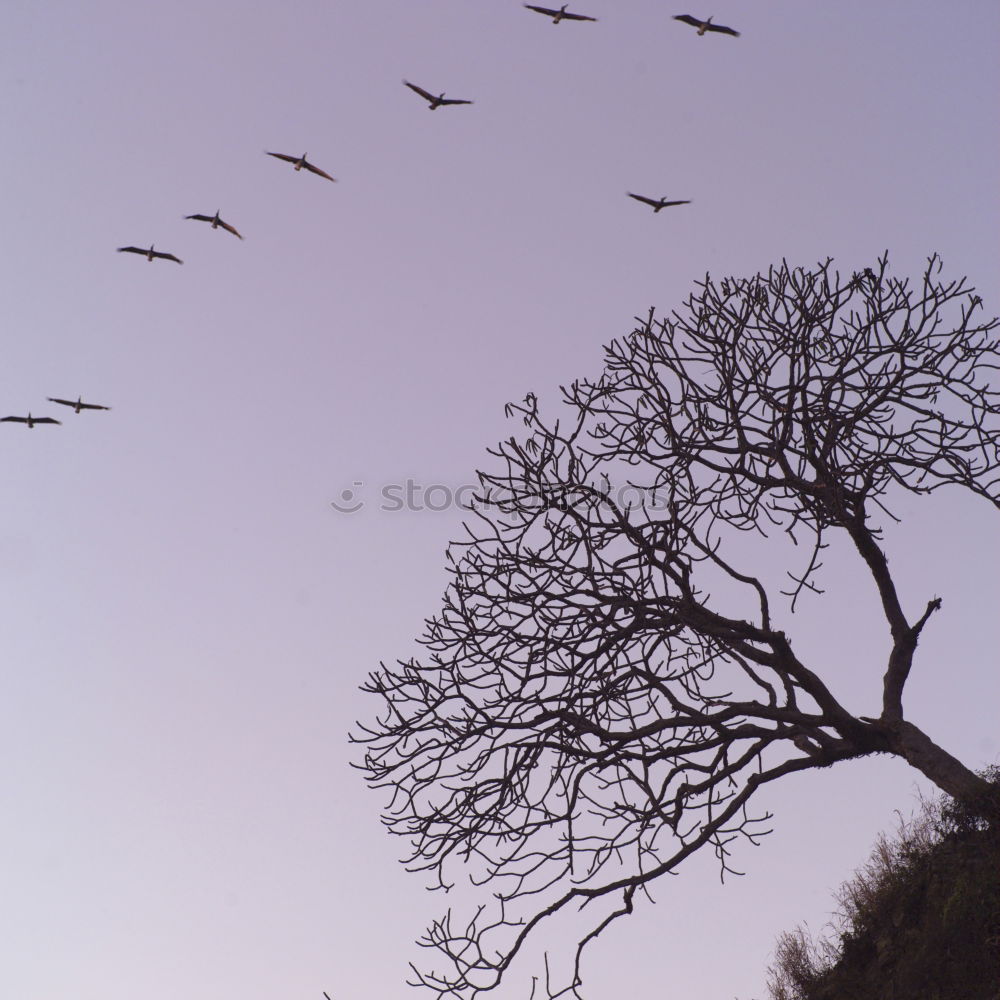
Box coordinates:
[765,767,1000,1000]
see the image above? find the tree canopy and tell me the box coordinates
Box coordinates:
[355,254,1000,999]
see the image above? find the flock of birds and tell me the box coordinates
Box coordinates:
[1,397,110,429]
[525,4,740,35]
[5,7,739,432]
[105,6,742,263]
[116,151,327,267]
[105,7,742,271]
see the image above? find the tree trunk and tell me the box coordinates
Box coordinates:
[890,720,1000,820]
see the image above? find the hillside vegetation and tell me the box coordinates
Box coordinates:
[764,769,1000,1000]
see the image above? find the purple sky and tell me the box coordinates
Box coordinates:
[1,2,998,998]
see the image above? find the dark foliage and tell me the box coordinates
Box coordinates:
[766,768,1000,1000]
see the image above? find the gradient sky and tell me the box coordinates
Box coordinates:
[2,2,998,999]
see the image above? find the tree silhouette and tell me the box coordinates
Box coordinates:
[355,254,1000,999]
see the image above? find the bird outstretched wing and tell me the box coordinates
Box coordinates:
[403,80,436,102]
[627,192,661,208]
[303,161,337,182]
[627,193,691,210]
[48,398,111,411]
[673,14,739,35]
[525,4,596,19]
[403,81,472,106]
[216,218,244,237]
[186,214,244,237]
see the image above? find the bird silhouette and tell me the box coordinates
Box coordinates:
[673,14,740,36]
[627,193,692,213]
[117,245,183,264]
[523,4,597,23]
[185,210,243,239]
[403,80,473,110]
[1,413,61,428]
[265,152,337,182]
[47,396,111,413]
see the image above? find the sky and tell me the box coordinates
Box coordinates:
[1,1,998,998]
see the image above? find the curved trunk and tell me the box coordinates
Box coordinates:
[890,720,1000,820]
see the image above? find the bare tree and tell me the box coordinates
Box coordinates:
[354,254,1000,999]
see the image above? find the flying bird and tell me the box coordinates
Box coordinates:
[673,14,740,36]
[265,152,337,182]
[403,80,473,110]
[1,413,61,428]
[627,192,692,213]
[524,4,597,23]
[185,210,243,239]
[117,245,183,264]
[47,396,111,414]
